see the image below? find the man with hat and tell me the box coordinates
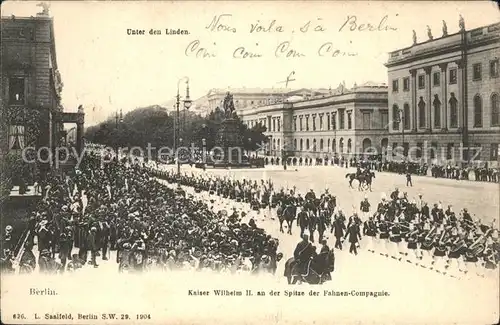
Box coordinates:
[87,227,99,267]
[360,194,371,220]
[343,221,362,255]
[292,233,315,277]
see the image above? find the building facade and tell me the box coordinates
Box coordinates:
[1,12,84,174]
[239,83,389,159]
[386,21,500,164]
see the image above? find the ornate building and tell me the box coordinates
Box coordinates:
[386,19,500,164]
[239,82,389,159]
[1,11,84,174]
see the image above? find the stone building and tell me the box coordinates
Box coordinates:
[385,20,500,165]
[239,82,389,159]
[1,11,84,176]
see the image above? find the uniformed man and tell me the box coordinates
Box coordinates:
[293,234,315,276]
[360,195,371,220]
[363,216,377,253]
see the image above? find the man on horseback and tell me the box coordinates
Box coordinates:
[292,234,316,276]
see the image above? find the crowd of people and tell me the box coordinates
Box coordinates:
[263,155,499,183]
[1,146,498,282]
[1,152,283,275]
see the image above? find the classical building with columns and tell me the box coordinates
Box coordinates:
[239,82,388,159]
[386,20,500,164]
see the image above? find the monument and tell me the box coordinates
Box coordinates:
[214,92,249,167]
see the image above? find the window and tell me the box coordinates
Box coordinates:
[299,117,303,131]
[294,139,297,150]
[491,143,499,160]
[403,77,410,91]
[313,139,317,151]
[418,97,426,128]
[392,142,397,156]
[306,116,310,131]
[332,113,337,130]
[327,114,331,130]
[433,72,440,86]
[403,142,409,157]
[433,95,441,128]
[490,59,499,78]
[300,139,303,151]
[347,139,352,153]
[492,94,499,127]
[332,139,336,152]
[449,93,458,128]
[339,111,345,129]
[277,118,281,132]
[320,139,324,151]
[347,112,352,130]
[447,143,454,160]
[272,119,276,132]
[8,125,25,151]
[319,115,323,130]
[277,139,280,150]
[8,77,25,105]
[403,103,411,130]
[430,142,438,159]
[418,75,425,89]
[381,111,388,129]
[306,139,310,150]
[473,95,482,127]
[339,138,344,153]
[294,117,297,131]
[392,104,400,130]
[392,79,399,92]
[312,115,316,131]
[251,100,254,105]
[416,142,423,158]
[473,63,482,80]
[362,112,371,129]
[449,68,457,84]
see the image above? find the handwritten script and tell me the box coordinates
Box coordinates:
[183,14,399,59]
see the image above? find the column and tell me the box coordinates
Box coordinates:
[410,69,417,132]
[424,66,432,132]
[76,123,83,155]
[439,63,448,130]
[455,59,467,160]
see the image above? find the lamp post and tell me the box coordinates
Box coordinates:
[175,77,192,175]
[114,109,123,160]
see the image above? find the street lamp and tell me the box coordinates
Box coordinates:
[175,77,192,175]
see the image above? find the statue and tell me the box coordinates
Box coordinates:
[36,2,50,16]
[459,14,465,31]
[427,25,433,40]
[412,30,417,45]
[442,20,448,36]
[222,92,235,119]
[77,105,84,114]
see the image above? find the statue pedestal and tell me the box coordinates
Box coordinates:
[213,118,249,167]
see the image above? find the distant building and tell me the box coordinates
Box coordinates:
[385,20,500,165]
[1,12,84,175]
[206,87,332,112]
[239,82,389,159]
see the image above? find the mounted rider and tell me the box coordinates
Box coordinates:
[292,234,316,276]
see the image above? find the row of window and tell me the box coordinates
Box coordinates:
[392,92,499,129]
[391,142,499,161]
[392,60,499,92]
[271,137,358,154]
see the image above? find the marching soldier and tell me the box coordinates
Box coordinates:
[331,209,346,250]
[360,195,371,220]
[363,216,377,253]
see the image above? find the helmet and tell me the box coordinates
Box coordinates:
[123,243,132,249]
[5,225,13,232]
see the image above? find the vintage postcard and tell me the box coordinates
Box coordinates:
[1,1,499,324]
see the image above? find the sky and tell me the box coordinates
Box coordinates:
[2,1,499,126]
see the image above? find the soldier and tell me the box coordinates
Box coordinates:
[406,170,413,187]
[292,234,315,276]
[363,216,377,253]
[87,227,99,268]
[360,195,371,220]
[59,226,73,271]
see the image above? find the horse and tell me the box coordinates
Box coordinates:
[277,203,297,235]
[346,172,376,191]
[283,249,335,284]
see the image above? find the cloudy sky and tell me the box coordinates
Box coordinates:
[3,1,499,126]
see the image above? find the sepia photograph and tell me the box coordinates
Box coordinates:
[1,1,499,324]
